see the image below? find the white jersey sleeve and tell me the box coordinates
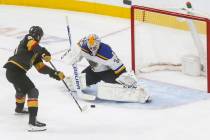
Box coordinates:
[106,51,126,75]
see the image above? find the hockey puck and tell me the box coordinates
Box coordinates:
[90,104,96,108]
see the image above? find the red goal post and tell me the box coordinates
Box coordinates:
[130,5,210,92]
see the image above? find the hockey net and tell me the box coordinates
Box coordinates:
[130,5,210,92]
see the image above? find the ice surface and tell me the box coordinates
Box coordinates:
[0,5,210,140]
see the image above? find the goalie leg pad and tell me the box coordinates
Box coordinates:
[97,82,150,103]
[64,75,96,101]
[64,76,75,91]
[79,73,87,90]
[64,73,87,91]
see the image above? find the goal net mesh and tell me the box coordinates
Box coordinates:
[131,5,210,91]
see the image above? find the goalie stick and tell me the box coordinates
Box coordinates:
[65,16,96,101]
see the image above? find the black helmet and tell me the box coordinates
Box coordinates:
[29,26,44,41]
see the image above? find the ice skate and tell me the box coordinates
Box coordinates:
[28,115,47,132]
[28,120,47,132]
[15,107,29,115]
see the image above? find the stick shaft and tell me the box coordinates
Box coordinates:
[49,61,83,112]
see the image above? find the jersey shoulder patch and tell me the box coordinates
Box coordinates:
[96,43,113,60]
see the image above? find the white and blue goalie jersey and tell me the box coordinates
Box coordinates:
[67,39,126,75]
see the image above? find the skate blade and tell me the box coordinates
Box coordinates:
[27,126,47,132]
[14,112,29,115]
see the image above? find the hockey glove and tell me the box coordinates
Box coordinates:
[49,70,65,80]
[41,48,51,62]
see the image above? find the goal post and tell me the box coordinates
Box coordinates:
[130,5,210,92]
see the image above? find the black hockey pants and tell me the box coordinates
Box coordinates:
[5,68,39,120]
[6,68,38,99]
[82,66,119,86]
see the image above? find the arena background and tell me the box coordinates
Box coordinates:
[0,0,207,33]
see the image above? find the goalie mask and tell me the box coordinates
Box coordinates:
[29,26,44,42]
[87,34,101,56]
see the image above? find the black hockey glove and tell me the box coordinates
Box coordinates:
[41,47,51,62]
[49,70,65,80]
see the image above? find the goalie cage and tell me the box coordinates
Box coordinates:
[130,5,210,92]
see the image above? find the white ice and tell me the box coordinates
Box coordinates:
[0,5,210,140]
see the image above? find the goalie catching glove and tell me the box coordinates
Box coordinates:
[49,70,65,80]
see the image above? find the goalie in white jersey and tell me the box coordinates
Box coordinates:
[65,34,150,103]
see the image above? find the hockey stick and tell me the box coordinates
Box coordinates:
[49,61,89,112]
[65,16,96,101]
